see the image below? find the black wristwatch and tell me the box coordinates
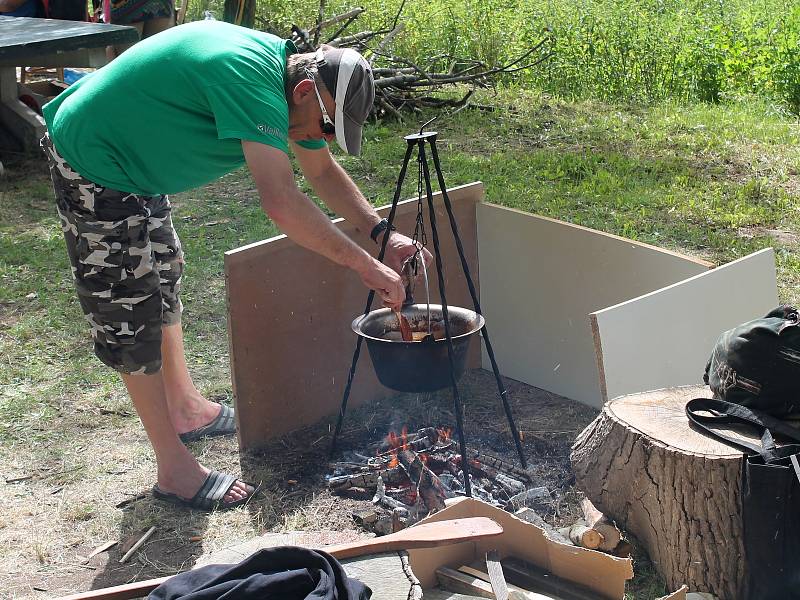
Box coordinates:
[369,218,396,244]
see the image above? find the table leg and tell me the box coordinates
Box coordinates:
[1,66,46,154]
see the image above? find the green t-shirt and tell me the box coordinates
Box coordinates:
[43,21,326,196]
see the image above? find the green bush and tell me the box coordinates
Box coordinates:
[187,0,800,112]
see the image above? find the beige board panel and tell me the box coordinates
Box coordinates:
[226,182,483,450]
[591,247,778,404]
[476,203,711,408]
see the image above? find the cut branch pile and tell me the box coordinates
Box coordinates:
[286,2,553,118]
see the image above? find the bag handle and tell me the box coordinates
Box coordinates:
[686,397,800,460]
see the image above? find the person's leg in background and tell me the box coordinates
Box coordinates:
[106,5,175,59]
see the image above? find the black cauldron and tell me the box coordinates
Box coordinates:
[351,304,484,392]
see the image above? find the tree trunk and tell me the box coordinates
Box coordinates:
[223,0,256,28]
[570,385,745,600]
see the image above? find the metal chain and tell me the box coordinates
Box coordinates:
[409,144,428,278]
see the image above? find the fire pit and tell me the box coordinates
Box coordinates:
[351,304,484,393]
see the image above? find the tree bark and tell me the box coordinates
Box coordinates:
[570,385,745,600]
[223,0,256,28]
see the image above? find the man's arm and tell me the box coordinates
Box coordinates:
[242,140,405,309]
[292,142,431,274]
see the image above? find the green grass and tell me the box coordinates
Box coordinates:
[3,93,797,437]
[1,91,799,598]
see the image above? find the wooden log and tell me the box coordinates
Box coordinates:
[579,499,621,552]
[436,567,494,598]
[398,449,446,513]
[570,386,744,600]
[558,521,603,550]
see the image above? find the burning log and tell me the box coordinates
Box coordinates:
[397,449,447,514]
[328,466,405,493]
[372,476,410,513]
[373,426,450,456]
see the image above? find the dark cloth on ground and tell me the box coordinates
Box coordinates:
[148,546,372,600]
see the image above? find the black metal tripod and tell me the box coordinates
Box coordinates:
[329,127,527,497]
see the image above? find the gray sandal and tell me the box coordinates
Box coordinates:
[152,470,255,511]
[178,404,236,443]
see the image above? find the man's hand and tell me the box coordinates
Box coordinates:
[356,257,406,311]
[382,231,434,277]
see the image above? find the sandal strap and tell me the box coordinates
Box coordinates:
[191,470,237,510]
[215,405,235,434]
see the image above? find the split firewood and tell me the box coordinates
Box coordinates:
[485,550,509,600]
[557,520,603,550]
[328,466,405,493]
[580,498,622,552]
[397,449,446,513]
[372,476,410,513]
[373,427,441,455]
[468,450,533,483]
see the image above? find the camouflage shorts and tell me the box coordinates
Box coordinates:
[41,134,183,375]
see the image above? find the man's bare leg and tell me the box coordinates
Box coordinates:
[160,323,222,435]
[122,370,252,503]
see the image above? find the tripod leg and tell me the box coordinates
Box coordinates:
[329,141,417,458]
[419,139,472,497]
[428,140,527,468]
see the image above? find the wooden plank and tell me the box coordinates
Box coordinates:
[436,567,495,598]
[590,248,777,403]
[476,203,711,408]
[226,182,483,448]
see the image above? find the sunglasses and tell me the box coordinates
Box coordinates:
[305,68,336,136]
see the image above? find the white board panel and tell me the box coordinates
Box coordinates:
[477,203,711,408]
[591,247,778,403]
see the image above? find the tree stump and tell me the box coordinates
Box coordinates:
[570,386,745,600]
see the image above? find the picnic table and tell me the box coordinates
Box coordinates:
[0,16,138,153]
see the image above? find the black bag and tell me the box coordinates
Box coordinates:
[149,546,372,600]
[704,305,800,416]
[686,398,800,600]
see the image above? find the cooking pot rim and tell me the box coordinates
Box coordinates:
[351,304,485,344]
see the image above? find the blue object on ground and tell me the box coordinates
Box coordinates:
[63,68,89,85]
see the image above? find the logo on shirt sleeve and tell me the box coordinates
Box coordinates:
[257,124,282,137]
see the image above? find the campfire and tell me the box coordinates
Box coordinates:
[328,426,550,535]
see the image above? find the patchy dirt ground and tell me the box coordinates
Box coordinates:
[1,369,620,598]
